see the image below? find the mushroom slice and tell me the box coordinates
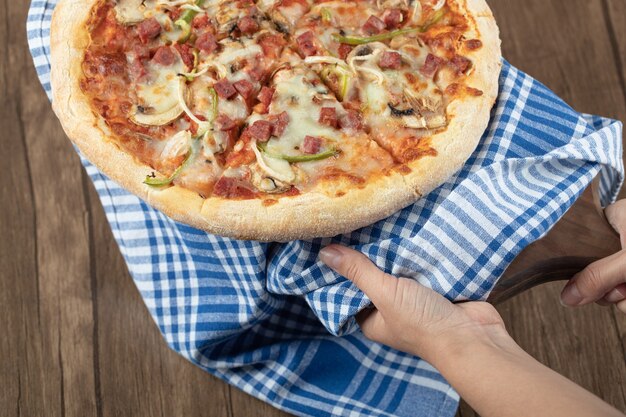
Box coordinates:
[114,0,146,25]
[130,102,185,127]
[252,141,296,184]
[251,168,292,194]
[424,114,448,129]
[402,115,428,129]
[129,48,190,127]
[268,9,291,34]
[130,77,189,127]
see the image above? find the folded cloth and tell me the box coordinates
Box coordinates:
[28,2,624,415]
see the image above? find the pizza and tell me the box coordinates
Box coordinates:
[50,0,501,241]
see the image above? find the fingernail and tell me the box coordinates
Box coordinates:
[605,288,626,304]
[319,246,343,269]
[560,282,584,307]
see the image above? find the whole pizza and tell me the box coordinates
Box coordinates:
[51,0,501,241]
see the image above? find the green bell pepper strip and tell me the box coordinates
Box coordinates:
[320,7,332,23]
[175,0,206,42]
[257,142,339,163]
[177,0,206,24]
[144,146,196,187]
[332,9,447,45]
[338,70,350,101]
[423,7,447,32]
[332,28,420,45]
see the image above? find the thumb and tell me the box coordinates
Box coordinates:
[355,308,391,344]
[319,244,396,310]
[605,200,626,248]
[561,250,626,306]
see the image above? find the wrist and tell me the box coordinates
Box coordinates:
[427,325,523,371]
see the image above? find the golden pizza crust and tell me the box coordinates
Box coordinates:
[51,0,501,242]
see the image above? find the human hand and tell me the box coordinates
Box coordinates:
[319,245,513,365]
[320,244,626,417]
[560,200,626,313]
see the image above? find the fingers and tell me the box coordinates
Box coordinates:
[356,308,389,343]
[319,245,394,309]
[601,283,626,304]
[605,200,626,248]
[561,250,626,306]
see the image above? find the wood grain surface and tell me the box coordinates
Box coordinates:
[1,0,625,416]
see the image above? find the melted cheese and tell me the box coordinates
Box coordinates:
[266,70,341,157]
[278,1,310,27]
[364,82,391,115]
[136,57,186,114]
[252,143,295,183]
[114,0,146,24]
[216,39,263,70]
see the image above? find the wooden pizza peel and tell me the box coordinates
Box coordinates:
[488,176,621,304]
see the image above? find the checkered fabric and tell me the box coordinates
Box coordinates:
[28,1,624,416]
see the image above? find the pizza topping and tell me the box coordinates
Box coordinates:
[301,135,322,154]
[131,100,185,127]
[204,85,217,113]
[255,177,288,193]
[296,30,317,57]
[401,91,447,130]
[338,44,353,60]
[420,53,444,77]
[253,142,296,183]
[333,27,420,46]
[130,54,188,126]
[234,79,255,99]
[247,66,267,82]
[449,55,472,75]
[363,15,386,35]
[145,131,195,187]
[388,103,414,117]
[237,16,260,35]
[214,79,237,99]
[173,43,195,70]
[214,37,263,73]
[333,5,447,46]
[128,58,148,83]
[137,18,162,44]
[213,174,257,198]
[248,120,273,142]
[258,33,287,59]
[318,107,338,129]
[174,0,206,42]
[465,39,483,51]
[261,0,310,33]
[196,32,219,53]
[320,7,332,23]
[257,86,275,113]
[177,0,206,25]
[379,51,401,69]
[216,114,239,131]
[346,44,387,84]
[269,111,290,137]
[339,110,363,131]
[258,141,338,163]
[113,0,145,25]
[192,13,211,30]
[152,46,177,66]
[383,9,404,30]
[81,0,483,200]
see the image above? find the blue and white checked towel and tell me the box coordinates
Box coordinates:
[28,1,624,415]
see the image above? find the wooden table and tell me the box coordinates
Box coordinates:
[2,1,625,416]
